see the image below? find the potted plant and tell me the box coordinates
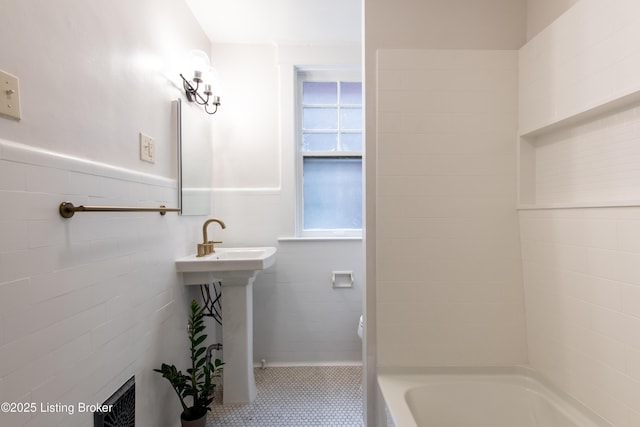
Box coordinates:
[154,300,223,427]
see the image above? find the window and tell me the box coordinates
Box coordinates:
[296,70,363,237]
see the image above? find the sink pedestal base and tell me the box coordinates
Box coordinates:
[176,247,277,405]
[221,276,256,404]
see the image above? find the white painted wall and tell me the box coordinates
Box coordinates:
[365,0,526,50]
[1,1,204,178]
[0,1,212,426]
[519,0,640,424]
[209,44,280,190]
[526,0,579,40]
[208,43,364,364]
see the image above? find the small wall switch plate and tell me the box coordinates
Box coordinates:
[0,70,21,121]
[139,132,155,163]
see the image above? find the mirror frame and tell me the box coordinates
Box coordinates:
[176,97,213,216]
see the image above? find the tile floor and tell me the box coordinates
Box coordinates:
[207,365,363,426]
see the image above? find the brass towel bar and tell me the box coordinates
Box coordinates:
[59,201,180,218]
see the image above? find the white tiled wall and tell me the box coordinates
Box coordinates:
[376,49,527,367]
[520,208,640,425]
[529,106,640,205]
[0,139,204,427]
[519,1,640,425]
[519,0,640,135]
[519,0,640,207]
[254,240,363,364]
[0,2,212,424]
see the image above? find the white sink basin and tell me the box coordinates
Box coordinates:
[176,246,276,273]
[175,246,277,404]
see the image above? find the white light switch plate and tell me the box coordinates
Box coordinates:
[0,70,21,121]
[139,133,155,163]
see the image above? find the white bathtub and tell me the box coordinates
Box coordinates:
[377,368,613,427]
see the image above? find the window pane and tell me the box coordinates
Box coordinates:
[341,133,362,151]
[340,107,362,130]
[302,133,338,151]
[303,82,337,104]
[303,108,338,130]
[340,82,362,105]
[303,157,362,229]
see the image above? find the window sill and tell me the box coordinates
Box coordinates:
[278,236,362,242]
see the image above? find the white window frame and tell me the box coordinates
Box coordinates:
[295,68,363,238]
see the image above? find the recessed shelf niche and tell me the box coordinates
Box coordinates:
[518,90,640,210]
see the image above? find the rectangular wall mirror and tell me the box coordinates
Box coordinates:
[176,98,213,215]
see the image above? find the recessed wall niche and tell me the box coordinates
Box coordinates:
[518,91,640,209]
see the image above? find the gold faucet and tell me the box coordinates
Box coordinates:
[197,218,226,257]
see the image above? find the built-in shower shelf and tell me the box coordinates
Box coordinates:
[518,88,640,209]
[518,200,640,211]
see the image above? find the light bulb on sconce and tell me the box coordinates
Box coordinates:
[180,50,221,115]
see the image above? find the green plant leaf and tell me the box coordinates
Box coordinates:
[193,335,206,347]
[154,299,223,415]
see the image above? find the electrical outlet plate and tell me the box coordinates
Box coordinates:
[0,69,21,121]
[139,133,155,163]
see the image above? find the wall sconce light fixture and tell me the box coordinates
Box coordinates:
[180,50,221,115]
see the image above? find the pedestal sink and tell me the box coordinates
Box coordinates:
[176,247,276,404]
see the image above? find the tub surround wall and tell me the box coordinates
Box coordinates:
[365,2,527,424]
[375,49,527,367]
[519,0,640,425]
[0,1,210,426]
[520,208,640,425]
[519,0,640,137]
